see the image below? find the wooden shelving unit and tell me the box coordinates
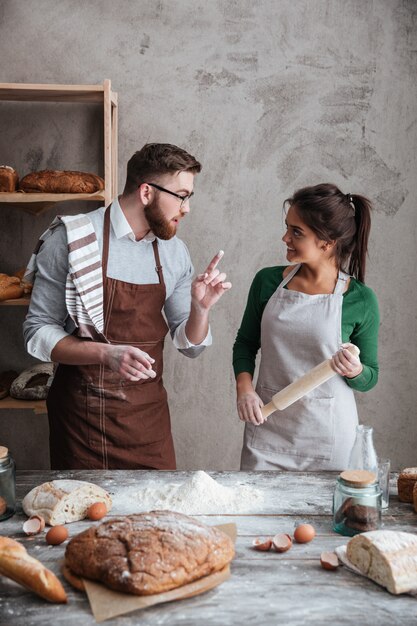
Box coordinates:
[0,80,118,413]
[0,397,46,415]
[0,80,118,214]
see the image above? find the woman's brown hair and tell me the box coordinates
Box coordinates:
[284,183,372,283]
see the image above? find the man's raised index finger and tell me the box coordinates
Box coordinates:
[205,250,224,274]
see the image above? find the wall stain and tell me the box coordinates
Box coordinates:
[140,33,150,55]
[195,68,244,89]
[24,147,43,172]
[226,52,258,70]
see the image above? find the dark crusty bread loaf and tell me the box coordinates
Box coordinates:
[65,510,235,595]
[0,166,18,191]
[397,468,417,503]
[0,537,67,603]
[19,169,104,193]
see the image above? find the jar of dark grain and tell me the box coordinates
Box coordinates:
[0,446,16,521]
[333,469,381,536]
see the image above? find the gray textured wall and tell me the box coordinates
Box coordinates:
[0,0,416,471]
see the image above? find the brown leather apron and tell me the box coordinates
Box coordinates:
[47,207,176,470]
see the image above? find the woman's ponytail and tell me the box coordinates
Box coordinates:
[348,194,372,283]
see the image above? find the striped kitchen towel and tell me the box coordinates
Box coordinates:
[24,214,105,339]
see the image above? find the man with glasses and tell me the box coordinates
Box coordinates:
[24,143,231,470]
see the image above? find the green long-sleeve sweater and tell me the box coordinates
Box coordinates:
[233,266,380,392]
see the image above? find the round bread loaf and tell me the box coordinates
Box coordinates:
[22,479,112,525]
[9,363,54,400]
[65,510,235,595]
[0,274,23,301]
[346,530,417,595]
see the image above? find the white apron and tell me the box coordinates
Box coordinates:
[240,263,358,471]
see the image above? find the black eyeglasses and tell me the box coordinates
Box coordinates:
[146,182,194,209]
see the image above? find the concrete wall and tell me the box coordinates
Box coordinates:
[0,0,416,471]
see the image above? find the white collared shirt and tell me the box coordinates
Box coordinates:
[24,199,212,361]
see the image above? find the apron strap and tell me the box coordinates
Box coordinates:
[102,204,111,279]
[278,263,302,289]
[152,240,165,286]
[279,264,349,295]
[334,270,350,295]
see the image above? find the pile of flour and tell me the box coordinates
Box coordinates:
[112,471,263,515]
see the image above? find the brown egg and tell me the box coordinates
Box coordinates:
[87,501,107,521]
[46,525,69,545]
[293,523,316,544]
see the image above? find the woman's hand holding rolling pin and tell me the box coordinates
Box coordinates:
[237,381,265,426]
[331,342,363,379]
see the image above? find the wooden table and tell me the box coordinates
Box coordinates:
[0,470,416,625]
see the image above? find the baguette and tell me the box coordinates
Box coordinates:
[0,537,67,603]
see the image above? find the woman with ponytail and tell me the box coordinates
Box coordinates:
[233,183,379,470]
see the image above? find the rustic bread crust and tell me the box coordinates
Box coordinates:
[0,166,18,191]
[65,511,235,595]
[19,170,104,193]
[397,468,417,503]
[9,363,54,400]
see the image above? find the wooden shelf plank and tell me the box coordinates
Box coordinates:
[0,298,30,306]
[0,82,107,103]
[0,191,105,214]
[0,397,47,414]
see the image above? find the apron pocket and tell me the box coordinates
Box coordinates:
[252,386,335,461]
[86,380,170,448]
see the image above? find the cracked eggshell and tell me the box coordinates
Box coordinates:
[23,514,46,535]
[272,533,293,553]
[252,537,273,551]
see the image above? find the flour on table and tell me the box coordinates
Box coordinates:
[112,471,263,514]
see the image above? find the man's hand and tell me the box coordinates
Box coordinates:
[191,250,232,312]
[104,345,157,381]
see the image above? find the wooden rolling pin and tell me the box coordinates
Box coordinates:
[260,344,360,419]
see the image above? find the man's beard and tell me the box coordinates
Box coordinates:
[144,198,177,240]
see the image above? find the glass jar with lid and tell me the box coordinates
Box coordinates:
[0,446,16,521]
[333,469,381,537]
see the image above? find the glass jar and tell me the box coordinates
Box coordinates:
[0,446,16,521]
[348,424,378,474]
[333,469,381,537]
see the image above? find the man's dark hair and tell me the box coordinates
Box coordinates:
[124,143,201,194]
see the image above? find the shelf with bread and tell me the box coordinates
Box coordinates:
[0,191,106,215]
[0,80,118,214]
